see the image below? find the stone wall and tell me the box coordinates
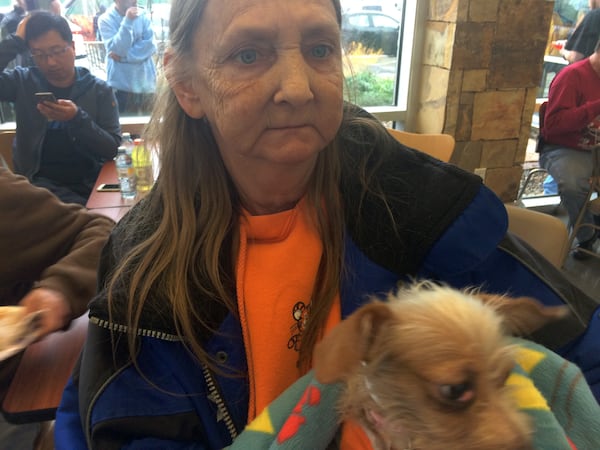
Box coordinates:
[413,0,554,202]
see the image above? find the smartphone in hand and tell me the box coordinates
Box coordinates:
[35,92,57,104]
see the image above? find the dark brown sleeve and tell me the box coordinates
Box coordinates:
[0,168,114,319]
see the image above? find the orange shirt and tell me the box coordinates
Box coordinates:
[340,421,375,449]
[237,198,372,448]
[237,198,340,420]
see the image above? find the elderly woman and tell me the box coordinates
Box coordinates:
[55,0,600,448]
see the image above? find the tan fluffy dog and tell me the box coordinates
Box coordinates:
[313,283,568,450]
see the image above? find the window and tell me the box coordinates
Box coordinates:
[539,0,591,98]
[341,0,421,124]
[371,14,399,28]
[0,0,421,125]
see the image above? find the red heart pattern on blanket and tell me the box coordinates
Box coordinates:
[278,385,322,443]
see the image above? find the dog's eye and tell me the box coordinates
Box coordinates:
[439,382,474,403]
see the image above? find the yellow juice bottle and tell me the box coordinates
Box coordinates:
[131,138,154,192]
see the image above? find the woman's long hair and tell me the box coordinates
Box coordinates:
[107,0,345,373]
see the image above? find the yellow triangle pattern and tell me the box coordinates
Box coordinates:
[507,372,550,410]
[506,346,550,411]
[245,408,276,435]
[514,346,546,374]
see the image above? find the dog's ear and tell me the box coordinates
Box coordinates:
[477,293,569,335]
[313,301,392,384]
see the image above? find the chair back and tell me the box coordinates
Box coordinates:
[505,203,569,268]
[564,145,600,262]
[386,128,455,162]
[0,130,15,171]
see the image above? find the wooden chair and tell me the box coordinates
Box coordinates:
[505,203,569,268]
[563,145,600,263]
[386,128,455,162]
[0,130,15,171]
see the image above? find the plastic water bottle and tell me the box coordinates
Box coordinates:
[121,132,135,155]
[115,146,137,199]
[132,138,154,192]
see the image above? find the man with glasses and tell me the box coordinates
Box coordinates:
[0,11,121,205]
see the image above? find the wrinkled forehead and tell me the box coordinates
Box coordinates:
[198,0,340,35]
[200,0,341,19]
[191,0,339,54]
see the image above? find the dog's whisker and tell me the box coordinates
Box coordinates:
[361,360,385,406]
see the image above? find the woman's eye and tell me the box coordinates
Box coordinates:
[311,44,331,59]
[236,49,258,65]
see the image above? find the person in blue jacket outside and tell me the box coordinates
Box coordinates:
[55,0,600,448]
[0,11,120,205]
[98,0,156,115]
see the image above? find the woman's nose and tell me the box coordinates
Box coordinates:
[272,52,314,106]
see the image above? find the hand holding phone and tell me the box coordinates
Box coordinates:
[35,92,57,104]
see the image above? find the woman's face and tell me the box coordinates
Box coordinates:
[175,0,344,170]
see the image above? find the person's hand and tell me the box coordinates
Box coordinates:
[37,99,78,121]
[126,7,142,20]
[108,51,122,62]
[15,14,31,40]
[19,288,71,338]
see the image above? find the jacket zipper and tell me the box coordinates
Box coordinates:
[201,364,239,442]
[88,317,239,444]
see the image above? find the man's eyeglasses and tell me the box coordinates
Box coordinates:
[30,46,71,62]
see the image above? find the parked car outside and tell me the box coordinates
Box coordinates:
[340,0,402,16]
[341,10,400,56]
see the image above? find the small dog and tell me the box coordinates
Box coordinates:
[313,283,568,450]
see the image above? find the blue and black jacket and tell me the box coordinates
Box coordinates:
[55,106,600,449]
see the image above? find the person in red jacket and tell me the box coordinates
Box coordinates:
[540,38,600,259]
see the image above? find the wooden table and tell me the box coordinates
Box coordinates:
[86,160,150,221]
[86,160,137,211]
[1,314,88,423]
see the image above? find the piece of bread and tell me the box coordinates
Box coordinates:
[0,306,41,352]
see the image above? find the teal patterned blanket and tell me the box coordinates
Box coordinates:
[228,339,600,449]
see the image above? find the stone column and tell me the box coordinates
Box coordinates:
[412,0,554,202]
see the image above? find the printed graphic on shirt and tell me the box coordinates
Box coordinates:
[288,301,310,352]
